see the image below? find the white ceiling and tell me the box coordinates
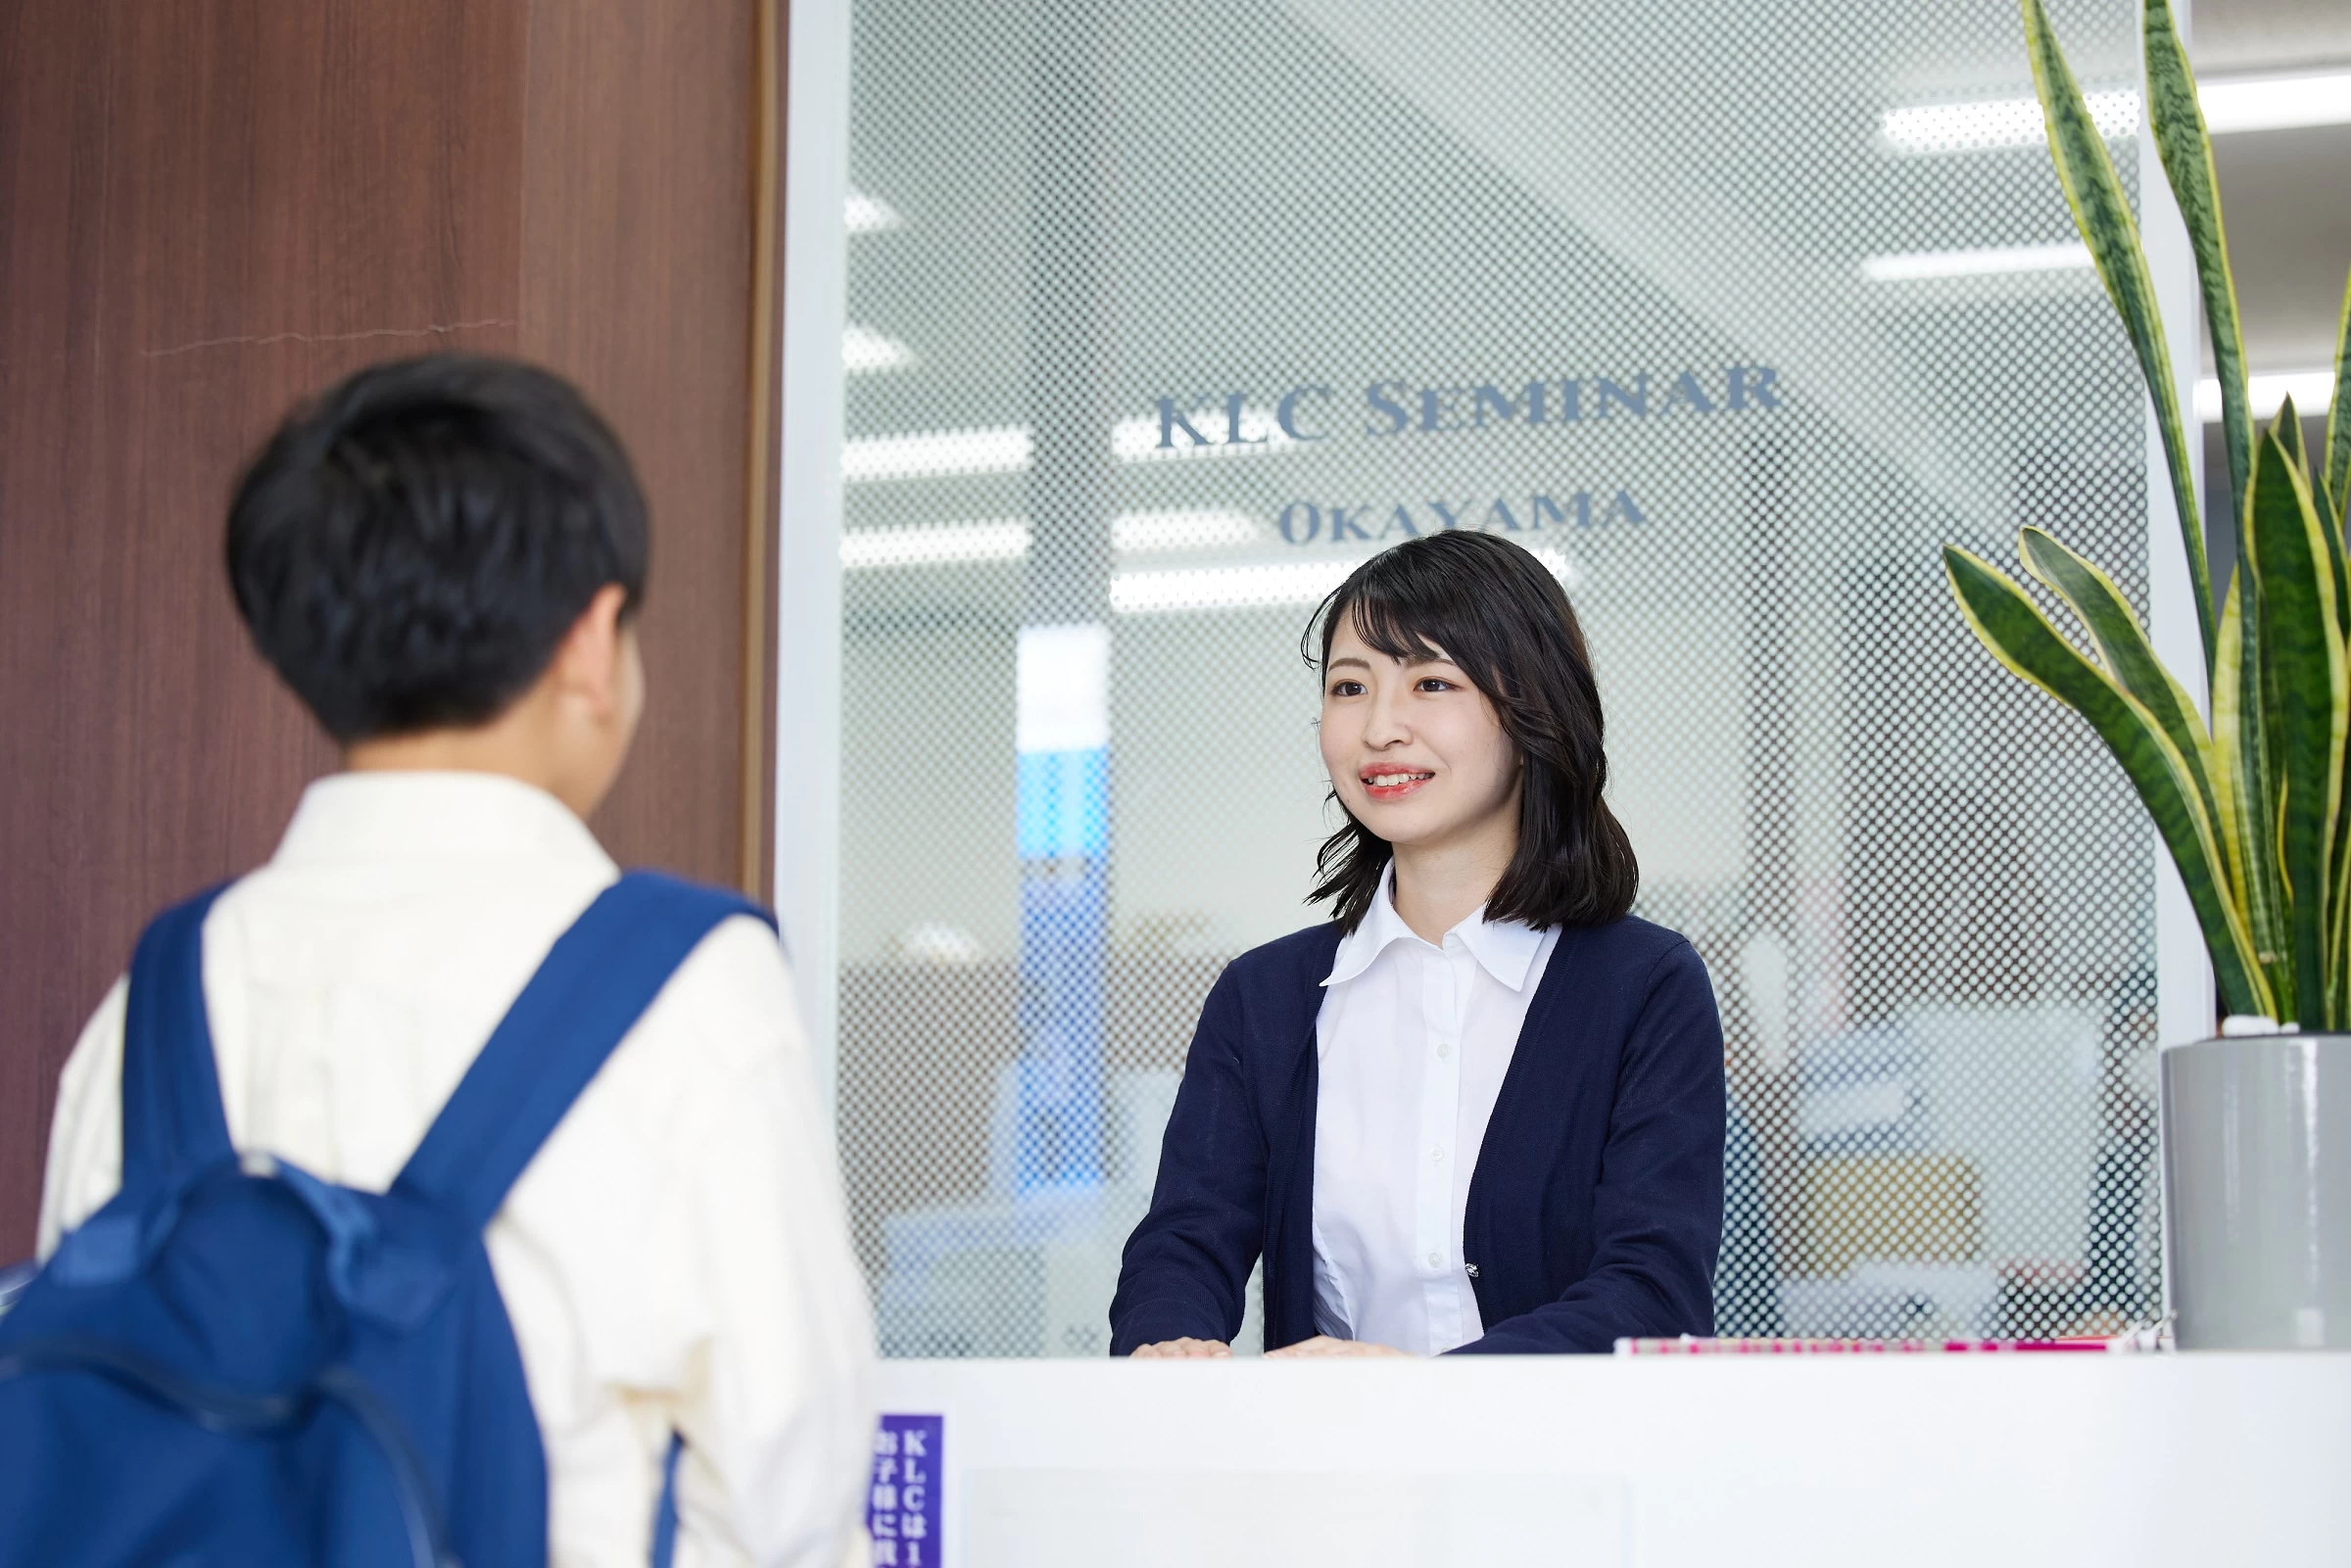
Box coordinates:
[2195,0,2351,73]
[2195,0,2351,372]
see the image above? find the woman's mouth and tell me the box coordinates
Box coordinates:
[1360,767,1435,802]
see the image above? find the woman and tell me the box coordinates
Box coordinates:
[1110,530,1724,1357]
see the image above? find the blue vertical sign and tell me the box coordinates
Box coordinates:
[869,1414,943,1566]
[1014,623,1110,1190]
[1016,0,1113,1205]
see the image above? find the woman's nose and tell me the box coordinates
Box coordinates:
[1363,689,1411,746]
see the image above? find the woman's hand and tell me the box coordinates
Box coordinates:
[1264,1335,1411,1359]
[1128,1338,1231,1358]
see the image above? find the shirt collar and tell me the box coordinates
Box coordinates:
[1453,908,1549,992]
[1322,866,1549,992]
[269,771,618,875]
[1323,868,1417,987]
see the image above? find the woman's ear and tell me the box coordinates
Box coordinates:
[552,584,631,718]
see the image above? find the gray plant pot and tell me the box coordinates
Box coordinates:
[2161,1033,2351,1349]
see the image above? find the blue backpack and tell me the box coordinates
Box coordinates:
[0,871,770,1567]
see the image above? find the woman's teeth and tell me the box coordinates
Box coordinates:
[1367,772,1431,788]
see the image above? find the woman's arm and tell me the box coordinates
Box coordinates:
[1108,970,1269,1354]
[1451,939,1726,1354]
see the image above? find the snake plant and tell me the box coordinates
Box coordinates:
[1942,0,2351,1028]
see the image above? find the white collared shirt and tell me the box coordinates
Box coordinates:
[1312,871,1560,1354]
[37,772,875,1568]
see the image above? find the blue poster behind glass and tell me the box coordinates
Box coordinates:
[869,1414,943,1566]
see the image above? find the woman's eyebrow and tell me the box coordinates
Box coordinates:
[1326,655,1373,672]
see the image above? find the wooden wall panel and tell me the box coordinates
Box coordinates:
[0,0,772,1256]
[98,2,526,362]
[0,13,121,1249]
[519,0,762,891]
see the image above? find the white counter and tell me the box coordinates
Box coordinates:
[873,1354,2351,1567]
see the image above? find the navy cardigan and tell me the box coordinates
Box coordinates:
[1109,915,1725,1354]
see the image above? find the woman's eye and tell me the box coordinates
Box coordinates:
[1415,677,1455,692]
[1328,681,1365,697]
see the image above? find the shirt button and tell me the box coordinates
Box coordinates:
[1427,1252,1443,1269]
[1436,1040,1455,1059]
[1429,1146,1445,1164]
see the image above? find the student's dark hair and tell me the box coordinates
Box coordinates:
[224,353,648,744]
[1303,530,1639,932]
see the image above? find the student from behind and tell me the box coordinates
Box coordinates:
[16,356,874,1566]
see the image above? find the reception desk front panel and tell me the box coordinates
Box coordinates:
[874,1355,2350,1566]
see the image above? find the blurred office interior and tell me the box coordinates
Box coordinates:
[811,0,2351,1359]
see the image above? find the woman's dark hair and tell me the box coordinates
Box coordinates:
[224,353,648,744]
[1304,530,1638,932]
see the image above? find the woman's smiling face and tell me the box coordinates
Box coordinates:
[1319,616,1521,854]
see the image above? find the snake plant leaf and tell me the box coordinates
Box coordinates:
[2142,0,2255,539]
[2338,826,2351,1029]
[2315,453,2349,641]
[2308,435,2351,1029]
[2212,571,2293,1023]
[2276,393,2310,471]
[2022,0,2216,669]
[2210,572,2248,903]
[2231,514,2294,1011]
[1943,545,2268,1016]
[2272,400,2351,641]
[2018,526,2217,825]
[2225,405,2293,1011]
[2020,526,2247,973]
[2211,571,2291,1019]
[2337,726,2351,1027]
[2244,411,2347,1025]
[2326,265,2351,513]
[2337,707,2351,1026]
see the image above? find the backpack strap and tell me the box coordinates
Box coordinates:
[394,872,776,1233]
[119,883,237,1192]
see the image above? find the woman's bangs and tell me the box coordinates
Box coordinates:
[1326,562,1459,668]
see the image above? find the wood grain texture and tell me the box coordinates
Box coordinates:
[0,0,528,1255]
[0,0,771,1255]
[519,0,761,891]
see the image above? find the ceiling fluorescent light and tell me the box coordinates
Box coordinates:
[1882,70,2351,156]
[846,509,1278,571]
[842,425,1032,483]
[2194,370,2337,424]
[1112,560,1354,615]
[1111,509,1260,551]
[843,519,1588,604]
[845,407,1300,481]
[842,509,1264,568]
[2197,70,2351,135]
[845,187,902,234]
[843,324,915,375]
[840,519,1031,569]
[1880,90,2137,155]
[1859,241,2092,282]
[1113,548,1582,613]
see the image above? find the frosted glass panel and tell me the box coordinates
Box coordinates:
[834,0,2159,1354]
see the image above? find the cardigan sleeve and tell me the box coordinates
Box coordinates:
[1451,938,1726,1354]
[1107,968,1267,1354]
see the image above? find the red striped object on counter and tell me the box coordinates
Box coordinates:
[1613,1336,2133,1354]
